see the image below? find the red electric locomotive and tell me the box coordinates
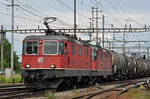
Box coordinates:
[21,33,113,88]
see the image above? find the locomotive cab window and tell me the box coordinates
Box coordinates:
[59,41,64,55]
[43,41,58,55]
[92,50,97,60]
[26,41,38,55]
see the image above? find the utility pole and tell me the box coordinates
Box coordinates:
[1,25,4,76]
[138,44,141,53]
[7,0,18,76]
[91,7,102,44]
[91,7,94,29]
[147,47,149,59]
[74,0,76,37]
[96,7,98,43]
[102,15,105,48]
[7,0,19,76]
[11,0,14,76]
[89,20,92,41]
[123,33,125,54]
[112,24,114,50]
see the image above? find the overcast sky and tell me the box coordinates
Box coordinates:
[0,0,150,59]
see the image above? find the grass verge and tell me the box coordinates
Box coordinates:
[0,74,22,83]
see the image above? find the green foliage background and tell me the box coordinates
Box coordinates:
[0,39,21,73]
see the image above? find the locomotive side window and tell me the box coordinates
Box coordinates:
[26,41,38,55]
[108,54,110,60]
[78,46,82,56]
[71,44,75,55]
[104,53,107,60]
[85,48,88,57]
[65,43,67,55]
[100,53,103,60]
[43,41,58,55]
[92,50,97,60]
[59,41,64,55]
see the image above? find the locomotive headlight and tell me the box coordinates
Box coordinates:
[25,64,31,68]
[50,64,56,68]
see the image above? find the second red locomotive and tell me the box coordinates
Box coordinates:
[22,33,113,88]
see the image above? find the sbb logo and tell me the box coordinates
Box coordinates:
[37,57,43,64]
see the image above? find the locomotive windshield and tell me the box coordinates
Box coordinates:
[43,41,58,54]
[26,41,38,55]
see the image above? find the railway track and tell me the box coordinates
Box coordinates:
[71,78,148,99]
[0,90,45,99]
[0,84,45,99]
[0,77,149,99]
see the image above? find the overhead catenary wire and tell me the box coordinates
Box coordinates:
[93,0,145,52]
[22,0,73,20]
[0,1,42,24]
[90,0,124,27]
[0,11,41,24]
[115,0,145,49]
[56,0,90,19]
[106,0,126,21]
[115,0,143,27]
[3,0,93,29]
[6,0,75,28]
[18,0,76,28]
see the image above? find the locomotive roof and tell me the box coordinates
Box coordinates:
[24,35,70,41]
[24,34,89,46]
[24,34,109,52]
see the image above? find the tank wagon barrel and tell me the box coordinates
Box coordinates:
[111,52,127,73]
[111,51,150,78]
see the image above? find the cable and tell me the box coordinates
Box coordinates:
[5,0,88,29]
[90,0,124,27]
[56,0,90,19]
[106,0,126,20]
[0,11,41,24]
[115,0,143,27]
[15,0,74,28]
[18,6,43,19]
[22,0,73,19]
[0,1,8,5]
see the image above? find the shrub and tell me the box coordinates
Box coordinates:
[46,90,54,99]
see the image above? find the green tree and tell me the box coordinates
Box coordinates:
[0,39,21,73]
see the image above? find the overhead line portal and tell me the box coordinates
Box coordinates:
[4,27,150,34]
